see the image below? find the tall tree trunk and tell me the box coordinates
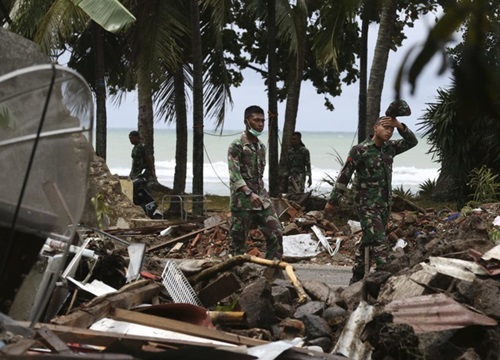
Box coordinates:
[365,0,397,134]
[167,67,188,216]
[190,0,204,215]
[279,9,307,193]
[173,68,187,194]
[358,5,369,143]
[267,0,279,197]
[137,65,155,168]
[93,22,107,159]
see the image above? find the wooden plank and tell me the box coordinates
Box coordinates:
[19,321,220,349]
[110,308,267,347]
[36,326,72,354]
[146,222,225,253]
[51,282,161,328]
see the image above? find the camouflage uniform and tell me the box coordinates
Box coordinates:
[228,132,283,259]
[286,145,311,193]
[328,125,418,282]
[130,143,152,180]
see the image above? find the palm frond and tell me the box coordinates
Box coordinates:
[71,0,135,33]
[313,0,361,68]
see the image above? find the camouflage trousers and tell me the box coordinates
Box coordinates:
[229,207,283,260]
[288,173,306,193]
[351,205,391,283]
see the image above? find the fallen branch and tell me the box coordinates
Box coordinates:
[393,194,426,214]
[188,254,308,304]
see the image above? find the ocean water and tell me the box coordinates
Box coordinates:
[103,128,441,197]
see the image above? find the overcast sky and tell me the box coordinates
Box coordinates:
[107,12,457,133]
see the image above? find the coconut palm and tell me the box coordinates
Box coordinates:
[124,0,235,216]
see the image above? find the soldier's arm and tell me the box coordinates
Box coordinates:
[228,143,246,194]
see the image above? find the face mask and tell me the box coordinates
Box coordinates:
[248,127,263,137]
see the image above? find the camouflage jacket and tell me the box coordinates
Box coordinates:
[228,132,271,211]
[130,143,151,179]
[329,125,418,209]
[286,146,311,177]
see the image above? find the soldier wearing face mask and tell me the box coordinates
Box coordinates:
[227,105,283,260]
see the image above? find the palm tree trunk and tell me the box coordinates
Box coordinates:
[279,8,307,193]
[366,0,397,134]
[93,22,107,159]
[137,65,155,167]
[358,4,369,143]
[190,0,204,215]
[173,68,187,194]
[167,67,188,216]
[267,0,279,197]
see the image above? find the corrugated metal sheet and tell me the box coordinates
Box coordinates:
[385,293,497,333]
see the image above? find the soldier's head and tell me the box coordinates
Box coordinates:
[373,116,395,142]
[244,105,265,138]
[129,130,140,145]
[290,131,304,148]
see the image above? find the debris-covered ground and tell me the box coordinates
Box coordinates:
[2,153,500,360]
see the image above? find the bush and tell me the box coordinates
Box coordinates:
[467,165,500,203]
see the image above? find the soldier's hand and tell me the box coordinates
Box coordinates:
[250,192,263,208]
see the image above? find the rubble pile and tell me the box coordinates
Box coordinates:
[2,157,500,359]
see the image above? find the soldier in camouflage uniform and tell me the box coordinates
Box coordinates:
[128,130,156,181]
[227,105,283,260]
[286,132,312,193]
[324,111,417,284]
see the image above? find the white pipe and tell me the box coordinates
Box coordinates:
[44,238,97,259]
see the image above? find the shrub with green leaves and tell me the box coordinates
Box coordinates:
[393,185,414,200]
[418,179,437,198]
[467,165,500,203]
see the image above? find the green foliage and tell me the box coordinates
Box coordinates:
[215,294,238,312]
[467,165,500,203]
[393,185,414,200]
[418,178,437,198]
[91,193,110,229]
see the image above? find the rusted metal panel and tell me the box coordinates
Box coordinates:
[385,293,498,333]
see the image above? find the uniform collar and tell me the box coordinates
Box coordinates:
[241,131,260,146]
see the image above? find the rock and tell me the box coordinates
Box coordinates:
[340,281,365,311]
[271,285,292,304]
[364,271,391,299]
[302,280,337,306]
[471,278,500,319]
[323,305,347,327]
[294,301,324,319]
[238,278,276,330]
[300,314,332,339]
[274,303,294,320]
